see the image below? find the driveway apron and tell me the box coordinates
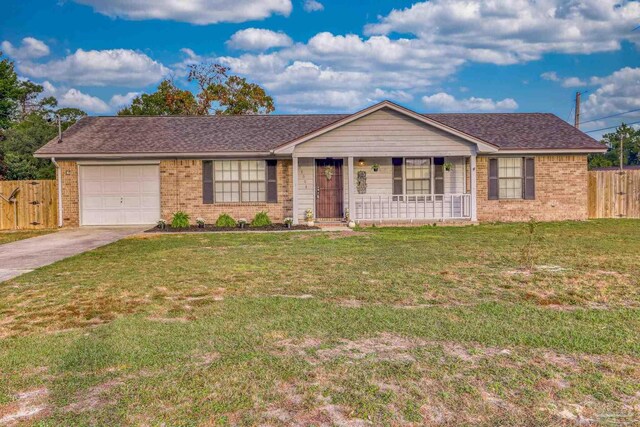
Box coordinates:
[0,227,146,282]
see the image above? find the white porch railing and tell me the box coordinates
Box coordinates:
[354,193,471,221]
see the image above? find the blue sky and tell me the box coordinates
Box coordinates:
[2,0,639,138]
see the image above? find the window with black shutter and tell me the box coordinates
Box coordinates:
[523,157,535,200]
[202,160,213,204]
[488,158,499,200]
[266,160,278,203]
[488,157,536,200]
[434,157,444,195]
[392,158,403,195]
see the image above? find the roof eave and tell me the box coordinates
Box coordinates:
[34,151,277,159]
[495,147,607,154]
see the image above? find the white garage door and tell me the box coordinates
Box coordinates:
[80,165,160,225]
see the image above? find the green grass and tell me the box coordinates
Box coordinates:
[0,229,55,245]
[0,220,639,425]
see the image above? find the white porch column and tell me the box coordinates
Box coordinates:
[347,157,355,220]
[470,153,478,222]
[292,156,299,225]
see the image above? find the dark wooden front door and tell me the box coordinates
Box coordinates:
[315,159,344,219]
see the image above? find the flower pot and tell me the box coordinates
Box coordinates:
[348,221,356,228]
[307,221,315,227]
[286,223,292,229]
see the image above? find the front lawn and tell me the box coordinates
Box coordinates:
[0,220,639,425]
[0,229,55,246]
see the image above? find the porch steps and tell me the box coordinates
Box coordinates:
[316,221,351,231]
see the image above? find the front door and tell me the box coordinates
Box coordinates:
[315,159,344,219]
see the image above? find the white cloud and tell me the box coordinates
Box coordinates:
[42,81,111,113]
[365,0,640,64]
[227,28,293,51]
[422,92,518,112]
[541,71,560,82]
[109,92,140,108]
[214,32,464,111]
[194,1,640,112]
[561,77,587,88]
[583,67,640,123]
[18,49,169,87]
[303,0,324,12]
[1,37,50,60]
[542,71,586,87]
[73,0,292,25]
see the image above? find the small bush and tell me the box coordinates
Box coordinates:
[251,211,272,227]
[215,213,237,227]
[171,211,190,228]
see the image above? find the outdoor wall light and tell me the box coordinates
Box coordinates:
[357,159,366,167]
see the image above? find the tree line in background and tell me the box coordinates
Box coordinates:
[588,124,640,169]
[0,52,85,180]
[0,49,637,180]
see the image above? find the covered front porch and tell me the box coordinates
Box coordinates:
[291,156,478,224]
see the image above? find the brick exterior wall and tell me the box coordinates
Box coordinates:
[56,155,588,226]
[160,159,293,224]
[476,155,588,222]
[58,160,79,227]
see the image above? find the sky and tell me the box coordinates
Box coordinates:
[1,0,640,139]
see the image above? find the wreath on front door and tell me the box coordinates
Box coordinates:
[323,165,335,180]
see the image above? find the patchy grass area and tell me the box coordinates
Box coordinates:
[0,229,55,246]
[0,220,639,425]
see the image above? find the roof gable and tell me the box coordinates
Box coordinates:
[273,101,498,154]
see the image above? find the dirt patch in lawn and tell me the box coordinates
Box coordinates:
[0,388,49,426]
[274,333,515,365]
[64,379,123,413]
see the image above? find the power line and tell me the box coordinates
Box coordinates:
[581,107,640,125]
[584,120,640,133]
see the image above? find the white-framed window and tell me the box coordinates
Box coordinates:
[498,157,523,199]
[213,160,266,202]
[405,158,431,194]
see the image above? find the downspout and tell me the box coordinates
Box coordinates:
[51,157,63,227]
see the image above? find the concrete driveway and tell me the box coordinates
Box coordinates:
[0,227,146,282]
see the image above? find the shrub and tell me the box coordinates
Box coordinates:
[215,213,237,227]
[251,211,272,227]
[171,211,190,228]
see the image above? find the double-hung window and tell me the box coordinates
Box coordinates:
[213,160,266,202]
[488,157,535,200]
[498,157,523,199]
[405,158,431,194]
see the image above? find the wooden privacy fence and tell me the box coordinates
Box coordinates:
[588,169,640,219]
[0,180,58,230]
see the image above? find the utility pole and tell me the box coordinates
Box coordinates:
[574,91,581,129]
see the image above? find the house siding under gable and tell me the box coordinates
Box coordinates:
[293,108,476,158]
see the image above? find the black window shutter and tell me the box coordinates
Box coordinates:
[488,158,499,200]
[202,160,213,204]
[434,157,444,195]
[523,157,535,200]
[266,160,278,203]
[392,158,403,195]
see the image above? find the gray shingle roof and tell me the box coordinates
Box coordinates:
[423,113,603,150]
[36,110,604,156]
